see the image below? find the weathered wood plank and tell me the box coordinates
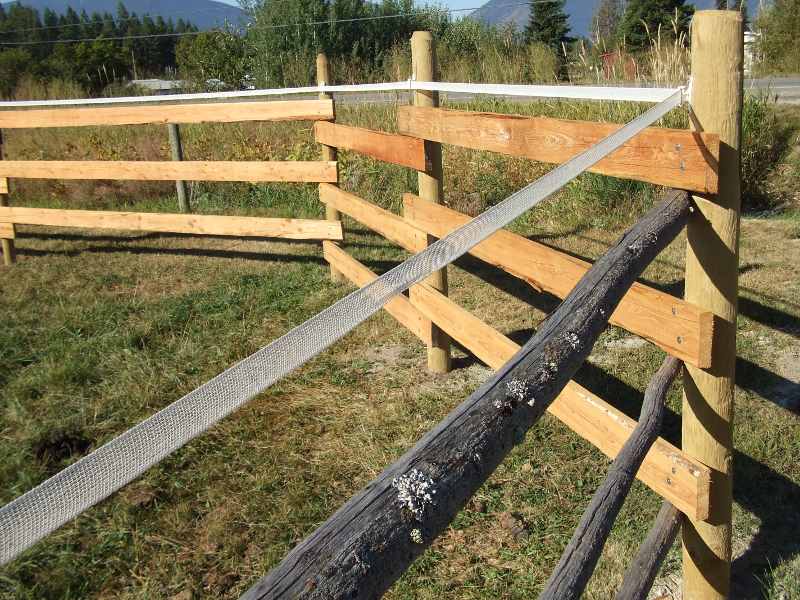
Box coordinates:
[403,193,713,368]
[616,502,682,600]
[397,106,720,194]
[0,161,339,183]
[0,100,335,129]
[0,177,7,195]
[319,184,427,252]
[242,189,693,600]
[323,242,432,345]
[540,357,681,600]
[406,282,709,521]
[0,206,344,240]
[0,222,14,239]
[314,122,429,171]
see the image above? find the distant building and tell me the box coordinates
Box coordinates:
[129,79,186,95]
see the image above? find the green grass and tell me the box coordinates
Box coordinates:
[0,100,799,599]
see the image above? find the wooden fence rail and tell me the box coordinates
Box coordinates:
[397,106,720,194]
[0,161,338,183]
[0,99,335,128]
[0,207,344,240]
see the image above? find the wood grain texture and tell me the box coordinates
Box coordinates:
[616,502,682,600]
[0,206,344,240]
[0,132,14,265]
[323,242,432,345]
[0,222,14,239]
[682,11,744,600]
[316,53,345,284]
[243,189,692,600]
[403,193,713,368]
[319,184,427,252]
[405,273,709,521]
[540,357,681,600]
[0,161,339,183]
[411,30,450,374]
[314,122,429,171]
[0,100,335,129]
[397,106,720,194]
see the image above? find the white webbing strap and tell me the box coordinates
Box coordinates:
[0,81,681,109]
[0,91,683,565]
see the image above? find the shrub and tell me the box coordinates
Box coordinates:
[741,93,790,211]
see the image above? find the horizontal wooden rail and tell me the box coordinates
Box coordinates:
[314,122,429,171]
[319,184,427,251]
[0,222,14,239]
[403,194,713,368]
[0,99,335,128]
[0,207,344,240]
[0,161,338,183]
[323,241,711,521]
[397,106,720,194]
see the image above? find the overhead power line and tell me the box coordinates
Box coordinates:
[0,1,557,47]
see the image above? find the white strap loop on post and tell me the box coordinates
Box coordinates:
[0,90,683,566]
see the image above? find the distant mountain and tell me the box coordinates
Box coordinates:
[1,0,248,31]
[470,1,760,38]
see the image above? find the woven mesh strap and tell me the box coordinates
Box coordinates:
[0,91,682,565]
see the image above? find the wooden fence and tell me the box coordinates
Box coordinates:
[0,10,743,600]
[271,12,737,599]
[0,98,342,268]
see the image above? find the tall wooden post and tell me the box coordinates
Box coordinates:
[316,53,344,283]
[411,31,451,374]
[0,130,15,266]
[682,11,743,599]
[168,123,190,213]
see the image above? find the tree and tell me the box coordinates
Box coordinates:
[525,0,573,53]
[176,30,251,90]
[757,0,800,73]
[618,0,694,50]
[591,0,624,46]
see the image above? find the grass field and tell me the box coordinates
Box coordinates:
[0,98,798,599]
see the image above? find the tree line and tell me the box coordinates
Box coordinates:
[0,1,197,96]
[1,0,798,99]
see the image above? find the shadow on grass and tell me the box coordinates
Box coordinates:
[16,244,331,266]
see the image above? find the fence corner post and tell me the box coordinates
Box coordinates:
[167,123,190,213]
[0,130,16,266]
[410,30,451,374]
[316,52,345,283]
[682,10,743,600]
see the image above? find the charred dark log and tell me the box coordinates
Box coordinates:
[539,356,682,600]
[242,189,691,600]
[615,501,682,600]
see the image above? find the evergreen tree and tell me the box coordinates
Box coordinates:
[618,0,694,50]
[525,0,573,53]
[591,0,623,46]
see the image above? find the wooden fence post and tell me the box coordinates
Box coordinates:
[168,123,190,213]
[316,53,344,283]
[682,10,743,599]
[411,31,450,374]
[0,130,15,266]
